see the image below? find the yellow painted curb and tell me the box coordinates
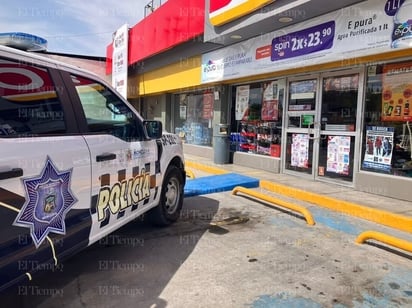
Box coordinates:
[260,180,412,233]
[356,231,412,253]
[232,186,315,226]
[185,160,228,175]
[185,169,196,179]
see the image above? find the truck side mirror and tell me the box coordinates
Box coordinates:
[143,120,162,139]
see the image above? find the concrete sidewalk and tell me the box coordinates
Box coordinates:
[183,154,412,235]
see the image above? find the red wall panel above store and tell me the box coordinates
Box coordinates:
[106,0,205,74]
[106,44,113,75]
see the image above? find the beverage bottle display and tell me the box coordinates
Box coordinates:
[391,0,412,48]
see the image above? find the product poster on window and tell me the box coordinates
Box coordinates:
[202,92,214,120]
[291,133,309,168]
[235,85,250,120]
[261,81,279,121]
[362,126,394,172]
[381,62,412,122]
[326,136,351,175]
[179,105,187,119]
[187,96,196,121]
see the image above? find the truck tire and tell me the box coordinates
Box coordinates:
[149,165,184,226]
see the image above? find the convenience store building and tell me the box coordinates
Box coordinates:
[107,0,412,202]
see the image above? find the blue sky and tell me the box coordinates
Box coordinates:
[0,0,147,56]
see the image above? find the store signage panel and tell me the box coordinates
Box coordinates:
[209,0,275,26]
[112,24,128,99]
[209,0,231,12]
[271,21,335,61]
[202,0,408,83]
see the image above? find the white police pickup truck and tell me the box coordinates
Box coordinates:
[0,45,185,292]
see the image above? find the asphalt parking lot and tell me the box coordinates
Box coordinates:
[2,186,412,308]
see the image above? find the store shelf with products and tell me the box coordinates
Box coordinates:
[239,121,257,153]
[231,121,281,157]
[175,122,212,146]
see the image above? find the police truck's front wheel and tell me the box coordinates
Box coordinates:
[149,165,184,226]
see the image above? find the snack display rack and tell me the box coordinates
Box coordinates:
[231,121,281,157]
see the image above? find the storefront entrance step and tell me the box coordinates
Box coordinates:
[184,173,259,197]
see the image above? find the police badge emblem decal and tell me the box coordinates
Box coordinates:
[13,156,77,248]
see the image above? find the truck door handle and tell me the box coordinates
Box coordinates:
[0,168,23,180]
[96,153,117,162]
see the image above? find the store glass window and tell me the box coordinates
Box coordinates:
[287,79,317,129]
[362,61,412,178]
[289,80,317,111]
[174,91,213,146]
[231,80,285,157]
[321,74,358,131]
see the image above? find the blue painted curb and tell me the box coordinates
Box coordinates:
[184,173,259,197]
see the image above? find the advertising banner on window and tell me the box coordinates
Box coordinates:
[362,126,394,172]
[235,85,250,120]
[326,136,351,175]
[291,133,309,168]
[201,0,409,83]
[381,62,412,122]
[261,81,278,121]
[202,92,214,119]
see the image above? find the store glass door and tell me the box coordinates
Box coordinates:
[284,77,319,177]
[284,70,362,184]
[317,71,362,183]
